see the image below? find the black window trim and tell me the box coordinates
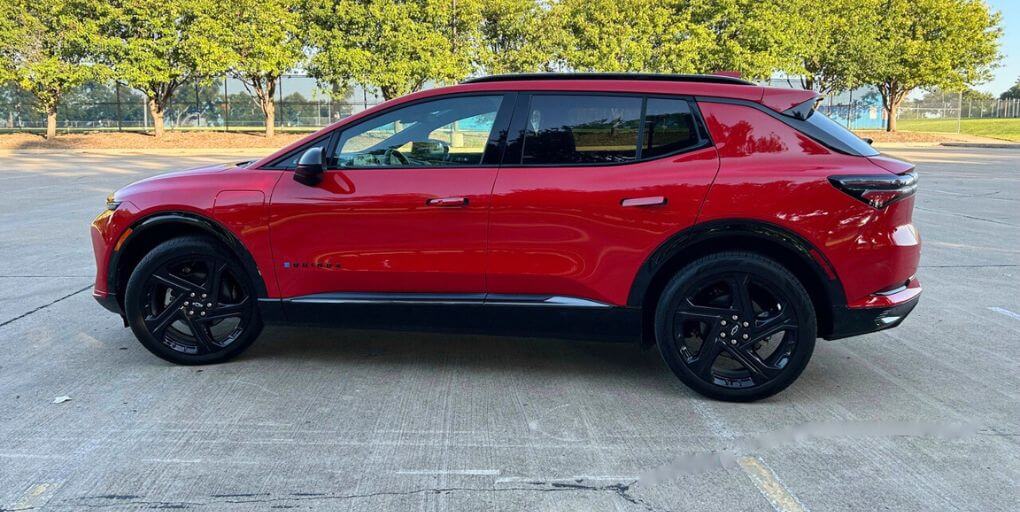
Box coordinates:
[693,96,876,157]
[264,91,519,171]
[500,91,713,168]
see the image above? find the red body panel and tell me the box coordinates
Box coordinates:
[696,101,920,306]
[267,167,497,296]
[91,78,920,333]
[487,147,719,305]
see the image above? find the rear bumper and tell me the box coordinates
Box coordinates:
[826,280,921,340]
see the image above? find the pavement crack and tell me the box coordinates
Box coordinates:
[0,285,92,329]
[58,482,664,511]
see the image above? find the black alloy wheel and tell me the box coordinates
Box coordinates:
[655,252,816,401]
[125,237,262,364]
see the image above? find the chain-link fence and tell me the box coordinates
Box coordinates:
[3,75,1018,135]
[0,75,384,133]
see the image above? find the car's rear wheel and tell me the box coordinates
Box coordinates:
[124,236,263,365]
[655,252,816,402]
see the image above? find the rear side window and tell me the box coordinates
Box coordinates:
[804,110,879,156]
[642,98,700,158]
[522,95,642,165]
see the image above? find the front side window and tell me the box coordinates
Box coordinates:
[521,95,642,165]
[333,95,504,168]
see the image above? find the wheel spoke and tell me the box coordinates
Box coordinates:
[206,260,227,303]
[693,340,723,381]
[676,299,736,322]
[152,270,202,294]
[727,274,755,319]
[751,320,798,346]
[723,344,779,385]
[185,315,218,353]
[145,295,187,339]
[197,300,247,323]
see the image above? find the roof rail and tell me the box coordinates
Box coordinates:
[462,72,756,86]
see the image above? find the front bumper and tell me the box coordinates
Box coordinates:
[93,289,122,315]
[826,280,921,340]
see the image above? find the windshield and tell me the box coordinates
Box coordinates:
[805,110,879,156]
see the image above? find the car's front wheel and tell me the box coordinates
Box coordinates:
[124,236,263,365]
[655,252,816,402]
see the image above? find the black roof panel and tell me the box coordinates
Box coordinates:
[462,73,756,86]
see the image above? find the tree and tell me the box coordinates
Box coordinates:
[551,0,798,80]
[787,0,878,93]
[0,0,110,138]
[105,0,232,137]
[220,0,303,137]
[1002,78,1020,100]
[863,0,1001,132]
[303,0,479,101]
[475,0,553,74]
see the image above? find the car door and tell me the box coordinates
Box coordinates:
[269,93,516,298]
[487,93,721,306]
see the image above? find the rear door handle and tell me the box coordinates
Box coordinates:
[620,196,667,207]
[426,197,469,207]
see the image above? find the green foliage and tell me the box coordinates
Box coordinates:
[303,0,478,100]
[0,0,109,120]
[551,0,798,80]
[861,0,1001,130]
[104,0,233,134]
[787,0,878,92]
[219,0,304,135]
[475,0,554,74]
[1002,78,1020,100]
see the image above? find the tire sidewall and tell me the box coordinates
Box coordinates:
[654,253,817,402]
[124,237,262,365]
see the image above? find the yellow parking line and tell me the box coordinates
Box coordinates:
[9,482,59,511]
[738,457,809,512]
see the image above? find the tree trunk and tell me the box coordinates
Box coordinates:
[45,107,57,139]
[148,98,165,138]
[887,102,898,132]
[262,98,275,138]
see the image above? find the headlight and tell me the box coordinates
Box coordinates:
[106,193,122,211]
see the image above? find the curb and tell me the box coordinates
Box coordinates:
[939,142,1020,149]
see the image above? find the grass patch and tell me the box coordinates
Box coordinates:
[896,118,1020,142]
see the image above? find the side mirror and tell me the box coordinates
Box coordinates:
[294,147,325,186]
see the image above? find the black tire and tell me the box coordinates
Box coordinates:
[124,236,263,365]
[654,252,816,402]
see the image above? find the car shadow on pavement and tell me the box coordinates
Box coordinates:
[240,325,687,392]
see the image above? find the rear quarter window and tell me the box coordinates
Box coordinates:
[804,110,879,156]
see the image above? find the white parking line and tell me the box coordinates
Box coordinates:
[393,469,501,476]
[495,475,637,484]
[738,457,809,512]
[988,306,1020,321]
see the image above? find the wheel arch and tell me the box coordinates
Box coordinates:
[108,212,268,312]
[629,219,846,345]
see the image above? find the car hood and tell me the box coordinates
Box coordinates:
[134,161,249,183]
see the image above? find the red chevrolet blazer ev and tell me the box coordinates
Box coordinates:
[91,74,921,401]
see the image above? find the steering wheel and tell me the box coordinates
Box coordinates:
[382,147,409,166]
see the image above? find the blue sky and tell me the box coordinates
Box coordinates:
[983,0,1018,96]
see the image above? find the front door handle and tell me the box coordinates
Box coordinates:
[621,196,667,207]
[426,197,469,207]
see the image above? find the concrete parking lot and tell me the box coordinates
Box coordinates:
[0,145,1017,511]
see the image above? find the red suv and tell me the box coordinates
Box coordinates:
[91,74,921,401]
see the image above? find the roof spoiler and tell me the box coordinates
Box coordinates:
[783,96,825,120]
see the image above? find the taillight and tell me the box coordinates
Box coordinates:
[828,171,917,209]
